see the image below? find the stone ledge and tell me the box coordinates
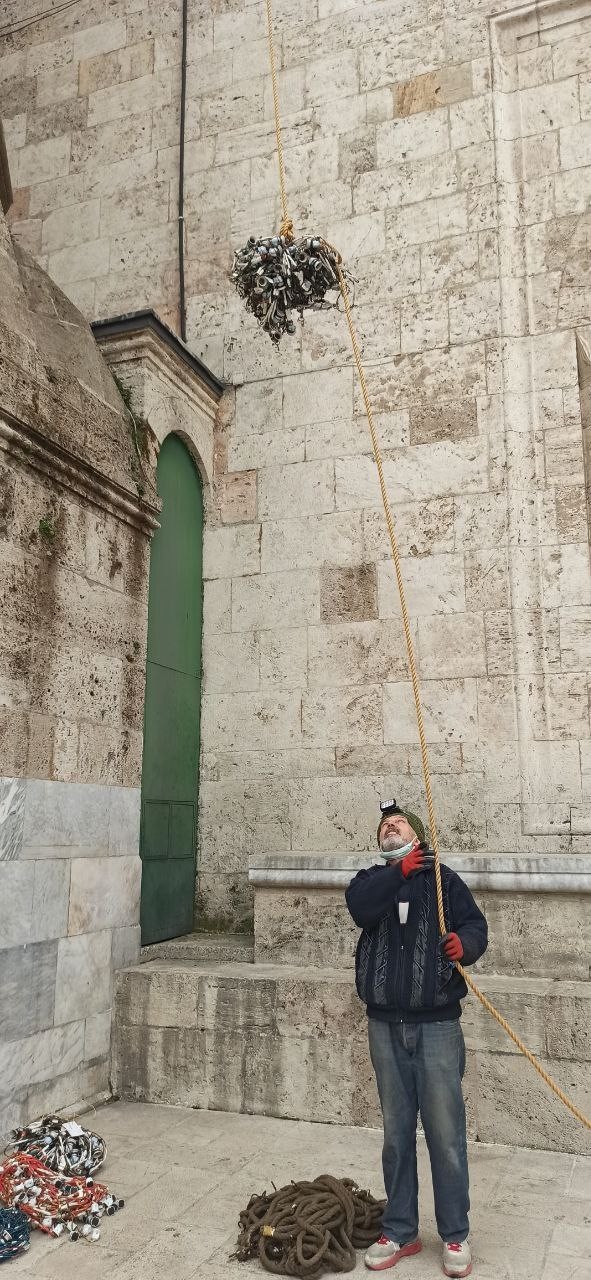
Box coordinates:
[249,853,591,893]
[112,961,591,1153]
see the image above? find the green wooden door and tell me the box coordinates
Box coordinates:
[140,433,203,944]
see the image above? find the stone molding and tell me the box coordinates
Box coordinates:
[0,412,159,535]
[249,853,591,894]
[92,310,223,490]
[491,0,591,51]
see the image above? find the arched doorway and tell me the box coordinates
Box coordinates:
[140,433,203,944]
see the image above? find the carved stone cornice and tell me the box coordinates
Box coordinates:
[0,412,159,535]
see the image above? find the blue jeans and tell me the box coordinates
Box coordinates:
[368,1018,469,1245]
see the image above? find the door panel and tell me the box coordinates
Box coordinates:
[140,434,203,944]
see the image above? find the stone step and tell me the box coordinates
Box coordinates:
[140,932,254,965]
[112,960,591,1155]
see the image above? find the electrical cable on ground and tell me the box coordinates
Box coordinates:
[261,0,591,1136]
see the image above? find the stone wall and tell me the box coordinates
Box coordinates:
[0,172,156,1135]
[4,0,591,927]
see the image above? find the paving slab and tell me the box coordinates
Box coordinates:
[7,1102,591,1280]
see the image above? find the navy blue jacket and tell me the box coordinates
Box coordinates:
[345,856,488,1023]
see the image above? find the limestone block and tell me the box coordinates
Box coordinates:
[68,855,141,934]
[41,198,100,254]
[84,151,157,200]
[478,891,591,981]
[71,114,153,178]
[72,19,126,60]
[258,461,334,520]
[300,300,400,369]
[337,126,377,184]
[394,64,473,116]
[324,211,385,261]
[199,778,291,870]
[202,747,335,783]
[320,565,378,624]
[357,345,487,411]
[363,499,455,558]
[378,554,465,619]
[449,280,501,344]
[476,677,517,742]
[542,545,591,609]
[203,579,231,633]
[232,569,320,631]
[283,368,353,428]
[544,983,591,1062]
[36,63,79,106]
[384,678,478,743]
[289,776,387,851]
[54,930,111,1024]
[401,293,449,353]
[79,39,155,96]
[376,109,449,168]
[466,1049,590,1154]
[17,134,70,186]
[0,1021,85,1095]
[553,31,591,79]
[417,613,487,679]
[111,924,141,972]
[27,38,73,77]
[462,977,549,1056]
[254,888,358,968]
[520,741,582,804]
[359,27,446,93]
[218,471,257,525]
[387,200,439,246]
[354,152,458,214]
[520,76,580,138]
[301,686,382,747]
[251,136,339,201]
[0,941,57,1042]
[306,50,358,105]
[559,607,591,671]
[336,440,488,511]
[307,413,409,461]
[465,548,510,613]
[260,628,307,689]
[261,513,363,573]
[229,424,305,471]
[201,691,302,752]
[308,620,412,688]
[201,76,264,134]
[421,234,480,293]
[203,525,260,580]
[410,399,476,445]
[203,631,260,692]
[48,237,110,284]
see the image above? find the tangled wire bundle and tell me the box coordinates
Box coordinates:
[0,1208,30,1263]
[0,1152,123,1243]
[231,1174,385,1278]
[6,1116,106,1175]
[232,233,352,344]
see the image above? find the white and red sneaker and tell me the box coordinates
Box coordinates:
[443,1238,472,1277]
[364,1235,422,1270]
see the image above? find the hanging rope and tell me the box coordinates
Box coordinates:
[257,0,591,1136]
[231,1175,385,1277]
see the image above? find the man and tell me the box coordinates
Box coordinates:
[345,800,488,1278]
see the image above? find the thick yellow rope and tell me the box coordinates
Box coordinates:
[263,0,591,1135]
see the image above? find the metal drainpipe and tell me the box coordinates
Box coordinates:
[178,0,188,343]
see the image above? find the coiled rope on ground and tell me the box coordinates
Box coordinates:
[232,1175,385,1277]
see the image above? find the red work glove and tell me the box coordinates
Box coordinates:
[441,932,464,962]
[400,846,425,879]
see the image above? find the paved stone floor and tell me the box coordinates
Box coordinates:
[6,1103,591,1280]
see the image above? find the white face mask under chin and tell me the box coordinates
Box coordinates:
[379,836,416,862]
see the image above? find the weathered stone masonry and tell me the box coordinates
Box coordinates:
[3,0,591,934]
